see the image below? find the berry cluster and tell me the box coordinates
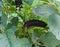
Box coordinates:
[23,20,47,30]
[15,0,22,8]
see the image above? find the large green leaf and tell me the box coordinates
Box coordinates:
[32,4,58,18]
[40,32,60,47]
[48,14,60,40]
[31,29,60,47]
[0,33,10,47]
[0,26,32,47]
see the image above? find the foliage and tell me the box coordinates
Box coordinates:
[0,0,60,47]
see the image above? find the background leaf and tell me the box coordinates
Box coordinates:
[48,14,60,40]
[40,32,60,47]
[0,33,10,47]
[23,0,34,5]
[6,26,32,47]
[32,4,58,18]
[1,13,7,27]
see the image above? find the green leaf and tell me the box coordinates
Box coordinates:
[7,26,32,47]
[55,1,60,9]
[6,23,13,30]
[31,28,60,47]
[0,12,2,17]
[32,0,45,7]
[48,0,56,3]
[56,44,60,47]
[11,17,18,26]
[31,28,44,43]
[40,32,60,47]
[0,24,4,29]
[0,33,10,47]
[24,0,34,5]
[0,26,32,47]
[1,13,7,27]
[0,0,2,7]
[48,14,60,40]
[32,4,58,18]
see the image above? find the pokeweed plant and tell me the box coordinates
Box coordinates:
[0,0,60,47]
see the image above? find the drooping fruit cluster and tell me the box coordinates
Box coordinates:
[15,0,23,8]
[23,20,47,30]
